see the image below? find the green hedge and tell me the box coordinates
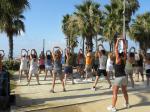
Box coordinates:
[3,60,20,71]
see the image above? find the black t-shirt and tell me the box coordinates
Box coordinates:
[134,54,143,67]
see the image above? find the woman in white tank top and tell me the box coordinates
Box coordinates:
[27,49,40,85]
[19,49,29,82]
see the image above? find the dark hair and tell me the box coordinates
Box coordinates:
[47,54,51,60]
[129,52,135,58]
[119,52,124,57]
[101,50,106,55]
[32,54,37,59]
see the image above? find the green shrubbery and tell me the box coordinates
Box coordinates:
[2,60,20,71]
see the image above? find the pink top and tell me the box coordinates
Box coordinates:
[39,58,45,65]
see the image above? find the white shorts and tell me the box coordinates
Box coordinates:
[20,66,28,71]
[114,76,127,87]
[29,68,38,75]
[45,65,53,71]
[106,65,113,72]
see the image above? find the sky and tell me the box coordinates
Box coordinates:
[0,0,150,57]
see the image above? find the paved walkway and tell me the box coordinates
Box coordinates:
[12,71,150,112]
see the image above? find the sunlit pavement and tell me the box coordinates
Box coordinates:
[11,71,150,112]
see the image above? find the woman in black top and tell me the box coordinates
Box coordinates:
[107,38,129,112]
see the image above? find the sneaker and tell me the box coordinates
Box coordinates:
[63,88,66,92]
[50,89,55,93]
[91,86,96,91]
[124,103,130,108]
[107,105,117,112]
[109,85,112,89]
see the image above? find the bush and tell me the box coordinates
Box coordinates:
[2,60,20,71]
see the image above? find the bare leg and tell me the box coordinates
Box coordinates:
[112,85,119,107]
[51,73,56,92]
[60,75,66,91]
[19,70,23,82]
[147,76,149,86]
[71,73,74,84]
[50,70,53,77]
[121,85,129,104]
[44,70,48,80]
[25,70,28,81]
[27,73,32,85]
[93,76,99,88]
[129,74,134,88]
[64,74,67,85]
[35,74,40,85]
[105,75,112,88]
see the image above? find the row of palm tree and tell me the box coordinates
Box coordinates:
[0,0,30,59]
[62,0,150,53]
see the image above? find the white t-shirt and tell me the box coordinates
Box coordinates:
[106,58,114,71]
[145,63,150,70]
[20,57,28,70]
[99,55,107,70]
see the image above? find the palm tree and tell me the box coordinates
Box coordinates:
[1,14,25,59]
[62,14,79,52]
[0,0,29,59]
[102,0,139,51]
[74,0,102,52]
[129,12,150,52]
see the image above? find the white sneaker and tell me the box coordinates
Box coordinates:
[107,105,117,112]
[91,87,96,91]
[124,103,130,108]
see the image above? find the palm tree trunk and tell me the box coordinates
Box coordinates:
[95,35,98,50]
[86,36,93,52]
[82,37,85,55]
[8,36,13,60]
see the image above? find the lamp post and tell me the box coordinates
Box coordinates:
[43,39,45,53]
[123,0,126,40]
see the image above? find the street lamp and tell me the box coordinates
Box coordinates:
[123,0,126,40]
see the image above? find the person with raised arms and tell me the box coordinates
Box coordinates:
[19,49,29,82]
[64,47,74,85]
[38,51,45,74]
[44,50,53,80]
[77,49,85,79]
[27,49,40,85]
[92,47,112,91]
[125,47,135,88]
[107,37,129,112]
[50,46,65,93]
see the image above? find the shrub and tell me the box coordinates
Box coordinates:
[2,60,20,71]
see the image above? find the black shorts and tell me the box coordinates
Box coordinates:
[97,69,107,76]
[146,69,150,77]
[39,65,45,70]
[78,64,84,68]
[64,66,73,74]
[93,64,99,71]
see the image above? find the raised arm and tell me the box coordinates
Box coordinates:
[122,39,127,60]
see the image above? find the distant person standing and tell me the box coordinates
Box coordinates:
[50,46,65,93]
[92,49,112,91]
[145,55,150,86]
[39,51,45,74]
[92,51,99,77]
[64,48,74,85]
[19,49,29,82]
[77,49,85,78]
[106,52,115,80]
[125,51,135,88]
[84,50,93,81]
[28,49,40,85]
[134,51,144,82]
[44,51,53,80]
[107,38,129,112]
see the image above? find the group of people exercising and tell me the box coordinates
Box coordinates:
[1,36,150,112]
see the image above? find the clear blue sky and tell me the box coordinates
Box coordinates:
[0,0,150,57]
